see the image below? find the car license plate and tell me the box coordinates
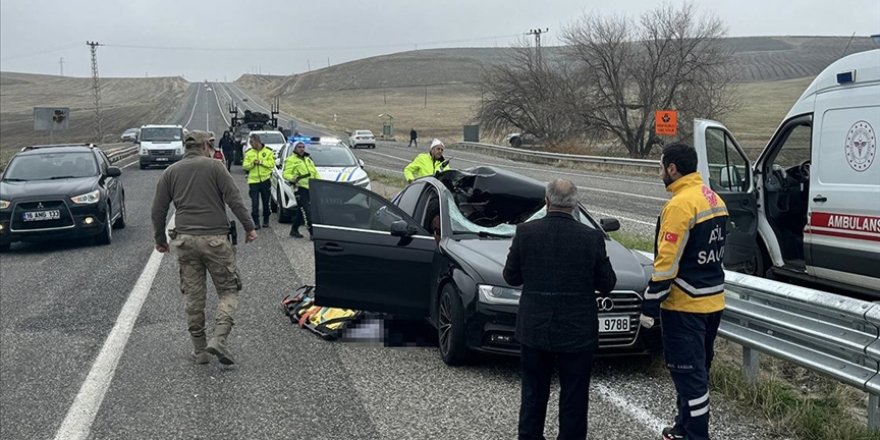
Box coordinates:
[156,157,169,161]
[598,316,630,333]
[23,210,61,222]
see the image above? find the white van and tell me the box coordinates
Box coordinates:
[138,124,185,169]
[693,49,879,295]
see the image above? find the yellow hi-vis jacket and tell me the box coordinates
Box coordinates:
[282,153,320,190]
[242,147,275,184]
[403,153,448,182]
[642,172,729,317]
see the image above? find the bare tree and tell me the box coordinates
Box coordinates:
[563,3,736,157]
[477,44,581,144]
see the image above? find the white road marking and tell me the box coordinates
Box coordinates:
[593,381,665,434]
[183,87,200,129]
[591,210,656,226]
[53,218,173,440]
[211,84,230,126]
[206,112,210,132]
[119,157,139,169]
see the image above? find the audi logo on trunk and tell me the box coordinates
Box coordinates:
[596,297,614,312]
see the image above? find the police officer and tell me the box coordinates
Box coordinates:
[283,141,320,238]
[639,143,728,440]
[403,138,449,183]
[151,130,258,365]
[242,133,275,229]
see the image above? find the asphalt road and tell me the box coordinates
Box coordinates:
[0,83,783,440]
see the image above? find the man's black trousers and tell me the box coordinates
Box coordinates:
[248,179,271,225]
[291,187,312,234]
[518,345,594,440]
[661,309,723,440]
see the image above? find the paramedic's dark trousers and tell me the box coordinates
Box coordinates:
[248,179,271,225]
[661,309,723,440]
[518,345,594,440]
[291,187,312,234]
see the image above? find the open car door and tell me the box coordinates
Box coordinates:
[310,180,436,317]
[693,119,758,271]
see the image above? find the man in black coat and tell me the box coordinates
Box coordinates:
[503,178,617,440]
[219,131,236,171]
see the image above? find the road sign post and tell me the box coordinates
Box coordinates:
[655,110,678,137]
[34,107,70,144]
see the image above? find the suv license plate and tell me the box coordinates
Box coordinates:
[23,210,61,221]
[156,157,169,161]
[598,316,630,333]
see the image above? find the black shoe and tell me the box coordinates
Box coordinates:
[661,426,684,440]
[254,224,261,230]
[290,230,304,238]
[262,220,270,228]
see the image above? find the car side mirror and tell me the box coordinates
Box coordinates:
[105,166,122,178]
[600,218,620,233]
[390,220,417,237]
[358,158,365,168]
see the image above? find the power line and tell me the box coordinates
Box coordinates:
[100,33,522,53]
[0,43,81,61]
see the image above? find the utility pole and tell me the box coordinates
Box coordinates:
[527,28,549,65]
[59,57,64,76]
[327,57,330,68]
[307,59,311,72]
[424,85,427,108]
[86,41,103,141]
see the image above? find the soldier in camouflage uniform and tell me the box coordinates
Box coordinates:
[152,130,258,365]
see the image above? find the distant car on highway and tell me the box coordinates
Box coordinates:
[308,166,657,365]
[138,124,185,169]
[0,144,126,251]
[270,137,370,223]
[348,130,376,149]
[120,128,139,143]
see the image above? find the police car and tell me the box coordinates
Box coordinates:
[270,136,371,223]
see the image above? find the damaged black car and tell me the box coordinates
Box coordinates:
[309,166,658,365]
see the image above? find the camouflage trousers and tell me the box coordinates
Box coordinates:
[170,234,242,340]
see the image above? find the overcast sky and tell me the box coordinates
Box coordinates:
[1,0,878,80]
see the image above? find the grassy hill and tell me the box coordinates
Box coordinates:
[0,72,189,164]
[235,36,876,152]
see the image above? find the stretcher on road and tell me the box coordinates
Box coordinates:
[281,285,363,340]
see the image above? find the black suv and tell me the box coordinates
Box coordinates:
[0,144,126,251]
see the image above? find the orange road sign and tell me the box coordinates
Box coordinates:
[655,110,678,136]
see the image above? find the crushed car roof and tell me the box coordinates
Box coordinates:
[437,166,546,227]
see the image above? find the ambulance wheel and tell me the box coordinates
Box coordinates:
[438,283,468,366]
[742,240,770,278]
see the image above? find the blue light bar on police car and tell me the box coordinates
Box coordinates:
[289,135,311,144]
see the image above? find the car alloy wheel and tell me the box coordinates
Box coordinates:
[437,283,468,366]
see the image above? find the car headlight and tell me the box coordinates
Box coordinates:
[477,284,522,306]
[140,148,149,156]
[71,190,101,204]
[0,200,10,210]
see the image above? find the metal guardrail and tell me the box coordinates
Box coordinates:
[453,141,660,170]
[721,271,880,430]
[104,145,138,164]
[635,251,880,430]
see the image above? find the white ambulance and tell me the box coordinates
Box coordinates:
[693,49,879,295]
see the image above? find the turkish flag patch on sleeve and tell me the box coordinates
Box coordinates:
[664,232,679,243]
